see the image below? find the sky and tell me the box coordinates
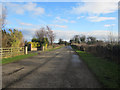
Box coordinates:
[1,1,119,42]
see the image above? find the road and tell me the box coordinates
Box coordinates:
[2,46,101,88]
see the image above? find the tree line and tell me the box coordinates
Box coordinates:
[2,29,24,47]
[70,35,103,45]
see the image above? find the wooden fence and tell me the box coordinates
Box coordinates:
[0,47,25,58]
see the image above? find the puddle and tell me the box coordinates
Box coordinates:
[71,55,81,67]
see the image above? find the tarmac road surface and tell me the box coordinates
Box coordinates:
[2,46,101,88]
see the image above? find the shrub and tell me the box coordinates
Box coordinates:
[53,45,55,48]
[72,44,120,63]
[27,42,40,48]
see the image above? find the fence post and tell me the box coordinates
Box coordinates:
[0,48,2,59]
[11,48,12,57]
[30,44,32,51]
[24,46,28,54]
[42,46,44,51]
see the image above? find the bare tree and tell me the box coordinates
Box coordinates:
[73,35,80,43]
[0,5,7,28]
[35,27,47,41]
[0,6,7,48]
[108,31,114,44]
[80,35,86,43]
[46,26,55,45]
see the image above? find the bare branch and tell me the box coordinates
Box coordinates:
[35,27,47,41]
[46,25,55,45]
[0,5,7,28]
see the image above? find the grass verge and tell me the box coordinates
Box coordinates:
[45,45,64,52]
[72,46,119,88]
[1,46,64,64]
[2,53,38,64]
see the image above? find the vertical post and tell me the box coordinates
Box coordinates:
[0,48,2,60]
[24,46,28,54]
[30,44,32,51]
[11,48,12,57]
[29,44,32,51]
[42,46,44,51]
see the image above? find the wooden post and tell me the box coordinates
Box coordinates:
[24,46,28,54]
[42,46,44,51]
[0,48,2,59]
[11,48,12,57]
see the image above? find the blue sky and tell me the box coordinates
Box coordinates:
[3,1,118,42]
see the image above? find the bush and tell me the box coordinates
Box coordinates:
[53,45,55,48]
[27,42,40,48]
[71,44,120,63]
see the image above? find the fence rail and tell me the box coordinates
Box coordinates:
[0,47,25,58]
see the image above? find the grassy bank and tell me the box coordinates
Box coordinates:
[72,46,119,88]
[2,53,38,64]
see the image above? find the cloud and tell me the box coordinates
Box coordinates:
[49,24,67,28]
[15,27,118,42]
[23,2,36,11]
[81,0,119,2]
[5,3,25,15]
[104,24,115,27]
[22,29,37,41]
[46,14,52,17]
[53,25,67,28]
[104,24,111,27]
[71,2,117,15]
[54,30,118,42]
[33,7,44,15]
[70,20,76,23]
[20,22,33,26]
[87,16,116,22]
[55,17,68,23]
[71,2,117,22]
[77,16,84,19]
[54,17,76,23]
[1,0,119,2]
[5,2,45,15]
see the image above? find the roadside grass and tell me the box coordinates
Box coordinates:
[1,45,64,64]
[72,46,119,88]
[2,53,38,64]
[45,45,64,52]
